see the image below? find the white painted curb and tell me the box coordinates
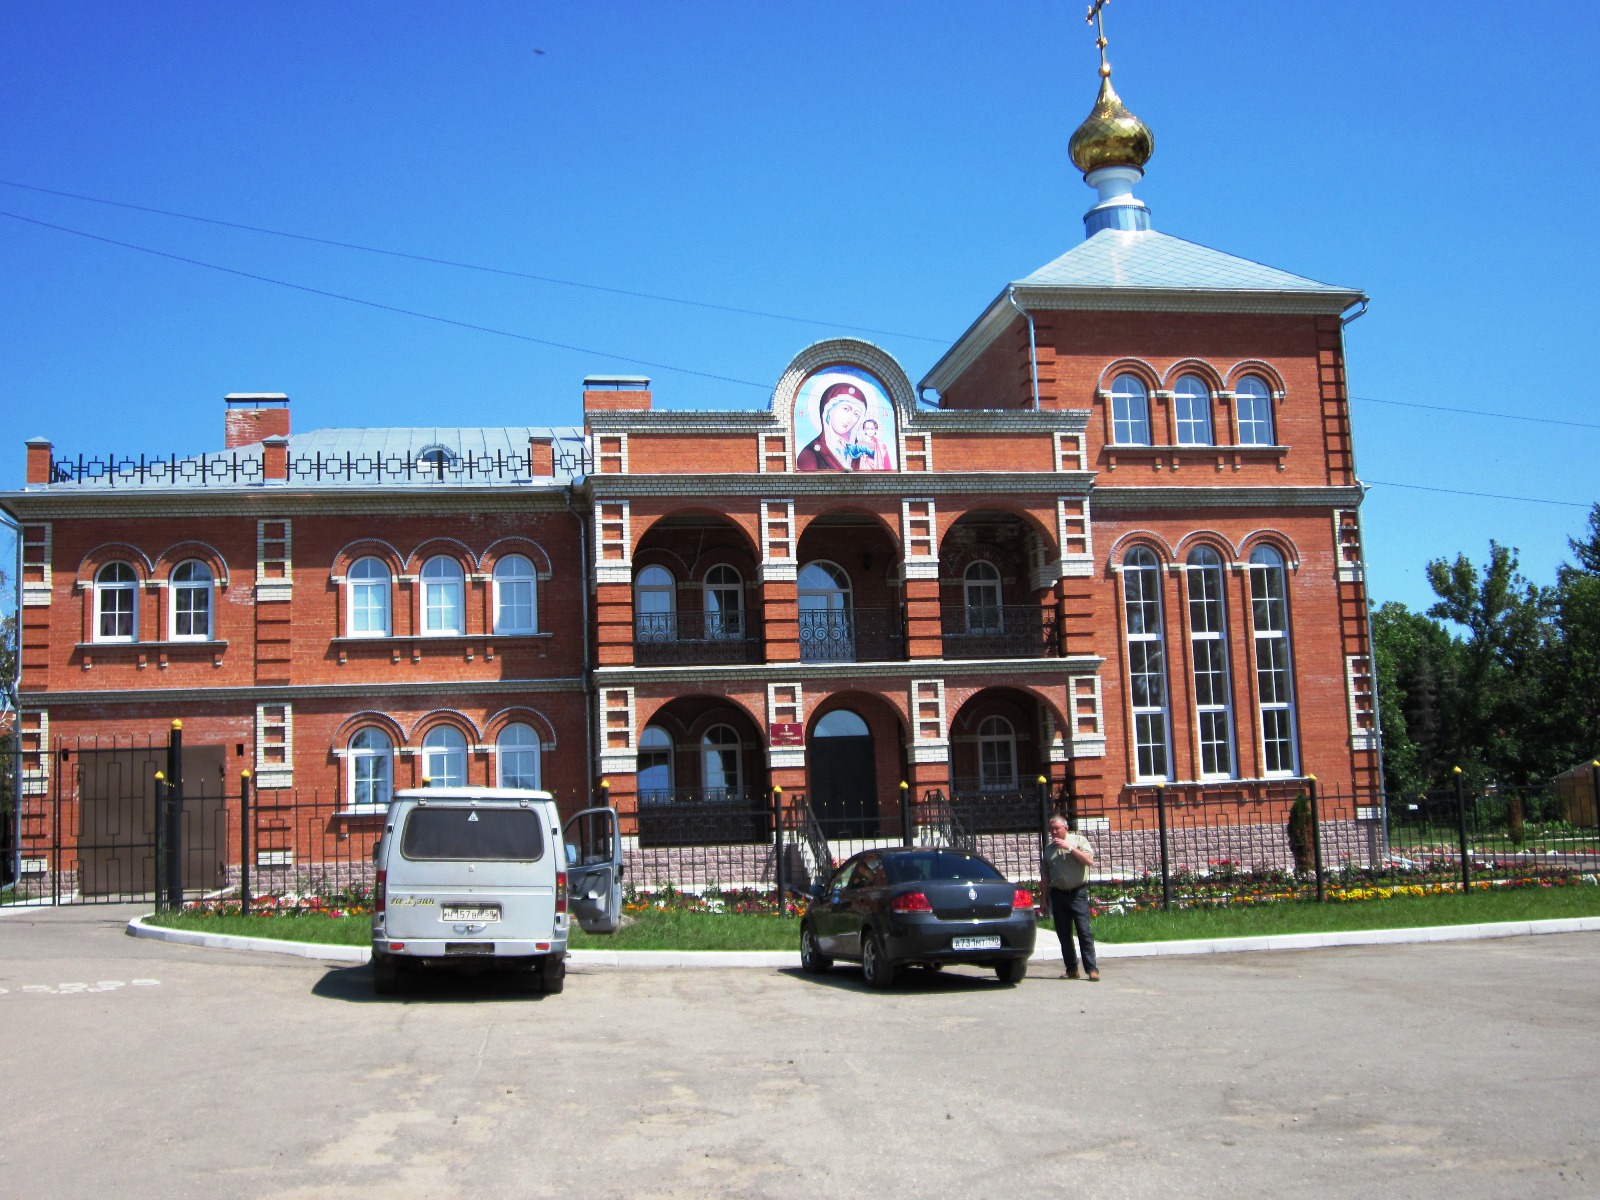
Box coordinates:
[125,913,1600,968]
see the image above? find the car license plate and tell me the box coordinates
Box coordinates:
[442,905,501,922]
[951,935,1001,950]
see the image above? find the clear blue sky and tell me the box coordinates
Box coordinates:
[3,1,1597,615]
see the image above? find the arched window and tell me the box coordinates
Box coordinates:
[703,564,744,641]
[349,727,393,810]
[421,725,467,787]
[964,561,1003,633]
[1122,546,1170,781]
[170,560,214,640]
[700,724,742,800]
[1110,374,1151,446]
[634,565,676,643]
[1173,374,1214,446]
[416,445,455,477]
[977,715,1018,792]
[347,557,391,637]
[1235,376,1275,446]
[496,722,541,789]
[638,726,674,805]
[798,561,853,662]
[1186,547,1234,778]
[422,556,464,635]
[493,554,537,634]
[94,562,138,642]
[1249,546,1298,775]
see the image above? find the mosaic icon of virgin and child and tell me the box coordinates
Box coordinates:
[793,370,898,472]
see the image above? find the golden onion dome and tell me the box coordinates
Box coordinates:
[1068,75,1154,176]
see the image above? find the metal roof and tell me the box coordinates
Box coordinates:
[1015,228,1360,295]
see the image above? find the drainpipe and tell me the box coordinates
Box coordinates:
[563,485,596,810]
[0,507,20,888]
[1006,287,1041,411]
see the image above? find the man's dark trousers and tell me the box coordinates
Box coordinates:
[1050,885,1096,973]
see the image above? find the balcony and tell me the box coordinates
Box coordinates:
[798,607,905,664]
[940,605,1059,659]
[949,777,1049,833]
[634,611,761,666]
[635,788,772,847]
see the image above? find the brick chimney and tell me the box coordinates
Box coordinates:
[225,394,290,449]
[528,435,555,478]
[26,437,53,485]
[582,376,652,414]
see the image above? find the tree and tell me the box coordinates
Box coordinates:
[1545,503,1600,766]
[1371,600,1464,796]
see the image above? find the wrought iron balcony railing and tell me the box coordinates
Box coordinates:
[940,605,1060,659]
[798,607,905,664]
[633,611,760,665]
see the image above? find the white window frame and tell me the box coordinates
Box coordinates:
[963,561,1003,632]
[170,559,214,641]
[421,725,468,787]
[638,725,674,805]
[1173,374,1215,446]
[1235,376,1276,446]
[703,564,744,641]
[977,715,1019,792]
[1110,374,1152,446]
[1249,546,1299,776]
[1186,547,1235,779]
[492,554,537,634]
[94,562,138,643]
[1122,547,1171,781]
[634,564,676,643]
[347,556,391,638]
[495,722,541,789]
[700,723,743,800]
[348,727,393,812]
[421,555,465,636]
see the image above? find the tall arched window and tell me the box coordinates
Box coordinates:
[496,722,541,789]
[347,557,391,637]
[1110,374,1152,446]
[964,561,1003,632]
[634,565,676,643]
[1173,374,1214,446]
[1186,547,1235,779]
[349,727,393,810]
[1235,376,1275,446]
[170,560,214,640]
[703,564,744,640]
[1122,546,1170,781]
[422,555,465,635]
[421,725,468,787]
[977,715,1018,791]
[638,726,674,805]
[1249,546,1299,776]
[493,554,537,634]
[701,724,743,800]
[94,562,138,642]
[798,561,853,662]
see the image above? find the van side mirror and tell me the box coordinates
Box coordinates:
[565,843,578,867]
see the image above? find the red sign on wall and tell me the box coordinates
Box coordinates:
[769,722,804,747]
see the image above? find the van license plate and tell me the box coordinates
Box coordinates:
[442,905,501,922]
[951,935,1001,950]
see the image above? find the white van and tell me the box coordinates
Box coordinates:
[370,788,623,994]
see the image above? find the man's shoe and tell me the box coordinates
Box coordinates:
[1061,968,1079,980]
[1086,969,1100,982]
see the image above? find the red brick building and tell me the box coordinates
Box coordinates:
[2,64,1379,888]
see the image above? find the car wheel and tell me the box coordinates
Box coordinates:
[861,931,899,990]
[538,955,566,995]
[994,958,1027,986]
[371,950,401,996]
[800,923,833,975]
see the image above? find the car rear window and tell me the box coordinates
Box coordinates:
[884,851,1004,884]
[400,807,545,862]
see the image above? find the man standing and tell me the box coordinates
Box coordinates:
[1043,814,1098,981]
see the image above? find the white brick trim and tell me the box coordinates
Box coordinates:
[598,686,637,774]
[1068,674,1106,758]
[760,500,797,582]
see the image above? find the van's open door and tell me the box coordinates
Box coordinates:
[563,806,623,934]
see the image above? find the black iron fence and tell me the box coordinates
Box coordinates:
[633,611,761,665]
[940,605,1059,659]
[798,607,905,663]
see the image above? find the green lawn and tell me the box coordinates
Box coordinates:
[145,884,1599,951]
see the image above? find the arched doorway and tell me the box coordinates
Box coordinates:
[808,709,876,837]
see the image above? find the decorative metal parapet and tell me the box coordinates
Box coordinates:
[940,605,1060,659]
[798,607,906,664]
[633,611,761,665]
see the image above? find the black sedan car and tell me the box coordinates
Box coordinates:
[798,847,1036,987]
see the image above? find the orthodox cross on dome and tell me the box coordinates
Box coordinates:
[1085,0,1113,78]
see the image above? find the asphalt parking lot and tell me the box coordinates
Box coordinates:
[1,904,1596,1199]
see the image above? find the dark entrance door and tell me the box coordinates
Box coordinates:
[808,710,876,839]
[77,746,228,898]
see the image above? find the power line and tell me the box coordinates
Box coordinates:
[1352,395,1600,432]
[0,178,947,345]
[1365,479,1592,509]
[0,209,771,391]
